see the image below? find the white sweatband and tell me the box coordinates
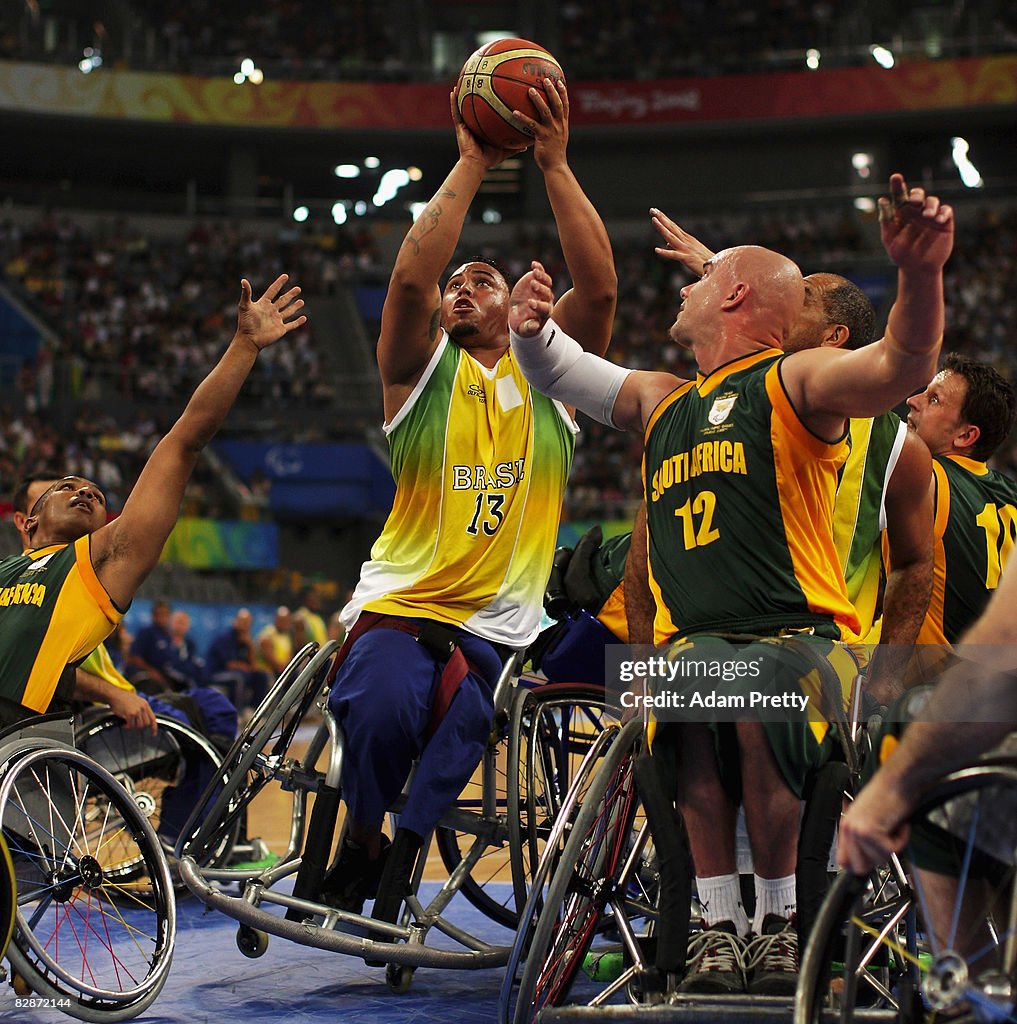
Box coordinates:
[510,318,631,427]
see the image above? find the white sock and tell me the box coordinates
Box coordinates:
[752,873,796,934]
[696,873,750,937]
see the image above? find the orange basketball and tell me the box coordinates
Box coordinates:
[455,38,565,149]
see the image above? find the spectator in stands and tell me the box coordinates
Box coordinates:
[256,605,293,678]
[296,585,328,645]
[0,273,306,728]
[127,600,176,690]
[167,609,208,688]
[206,608,270,713]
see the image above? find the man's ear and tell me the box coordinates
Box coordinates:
[721,282,749,310]
[955,422,981,453]
[821,324,851,349]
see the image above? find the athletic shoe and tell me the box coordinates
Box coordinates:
[319,834,390,914]
[678,921,747,994]
[745,913,799,995]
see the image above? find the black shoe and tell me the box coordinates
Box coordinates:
[320,834,390,914]
[745,914,799,996]
[365,827,423,960]
[678,921,747,995]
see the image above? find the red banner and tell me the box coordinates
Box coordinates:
[1,55,1014,129]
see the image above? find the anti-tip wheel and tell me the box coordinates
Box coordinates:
[385,963,414,994]
[237,925,269,958]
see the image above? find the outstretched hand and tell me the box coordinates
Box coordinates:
[236,274,307,351]
[509,261,555,337]
[651,207,716,278]
[878,173,954,273]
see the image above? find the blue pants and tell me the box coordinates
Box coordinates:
[327,626,500,838]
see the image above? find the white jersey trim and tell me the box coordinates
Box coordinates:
[383,334,450,436]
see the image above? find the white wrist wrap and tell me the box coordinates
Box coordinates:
[509,318,631,427]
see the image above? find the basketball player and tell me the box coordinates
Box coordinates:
[322,78,617,930]
[646,215,934,703]
[0,275,306,727]
[508,173,953,994]
[906,353,1017,647]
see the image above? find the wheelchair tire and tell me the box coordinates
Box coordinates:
[434,682,610,931]
[796,760,1017,1024]
[506,682,611,915]
[178,641,334,865]
[511,719,643,1024]
[1,744,176,1021]
[75,711,240,875]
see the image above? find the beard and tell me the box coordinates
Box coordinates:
[448,321,480,341]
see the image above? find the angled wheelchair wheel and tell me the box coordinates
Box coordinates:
[796,760,1017,1024]
[178,641,335,864]
[1,743,176,1021]
[511,719,644,1024]
[75,711,239,875]
[434,682,611,930]
[0,829,14,961]
[506,682,611,914]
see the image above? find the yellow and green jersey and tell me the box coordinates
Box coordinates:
[345,335,576,647]
[0,537,124,712]
[833,413,907,639]
[918,453,1017,646]
[643,349,859,644]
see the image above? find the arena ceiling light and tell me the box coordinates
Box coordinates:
[869,44,895,69]
[951,137,984,188]
[234,57,264,85]
[334,164,360,178]
[78,47,103,74]
[805,48,820,70]
[851,152,873,180]
[332,202,348,225]
[292,206,309,223]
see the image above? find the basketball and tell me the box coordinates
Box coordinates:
[455,38,565,149]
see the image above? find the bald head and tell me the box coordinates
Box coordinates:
[670,245,804,367]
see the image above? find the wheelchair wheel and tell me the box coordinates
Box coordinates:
[506,682,611,915]
[178,641,334,864]
[76,711,240,874]
[0,829,14,960]
[1,744,176,1021]
[512,719,643,1024]
[433,682,610,930]
[796,760,1017,1024]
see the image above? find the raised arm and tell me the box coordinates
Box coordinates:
[89,276,305,609]
[513,79,616,355]
[508,261,682,433]
[782,174,954,438]
[378,94,528,413]
[651,208,716,279]
[865,429,934,704]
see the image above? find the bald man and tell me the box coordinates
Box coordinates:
[509,174,954,995]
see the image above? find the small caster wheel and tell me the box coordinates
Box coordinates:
[386,963,414,994]
[237,925,269,958]
[12,972,32,996]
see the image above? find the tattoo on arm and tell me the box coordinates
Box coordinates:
[428,308,442,342]
[406,188,457,257]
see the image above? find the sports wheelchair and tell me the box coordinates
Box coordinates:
[0,712,177,1021]
[796,753,1017,1024]
[175,639,612,992]
[500,633,869,1023]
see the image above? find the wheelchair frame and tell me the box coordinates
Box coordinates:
[176,639,612,990]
